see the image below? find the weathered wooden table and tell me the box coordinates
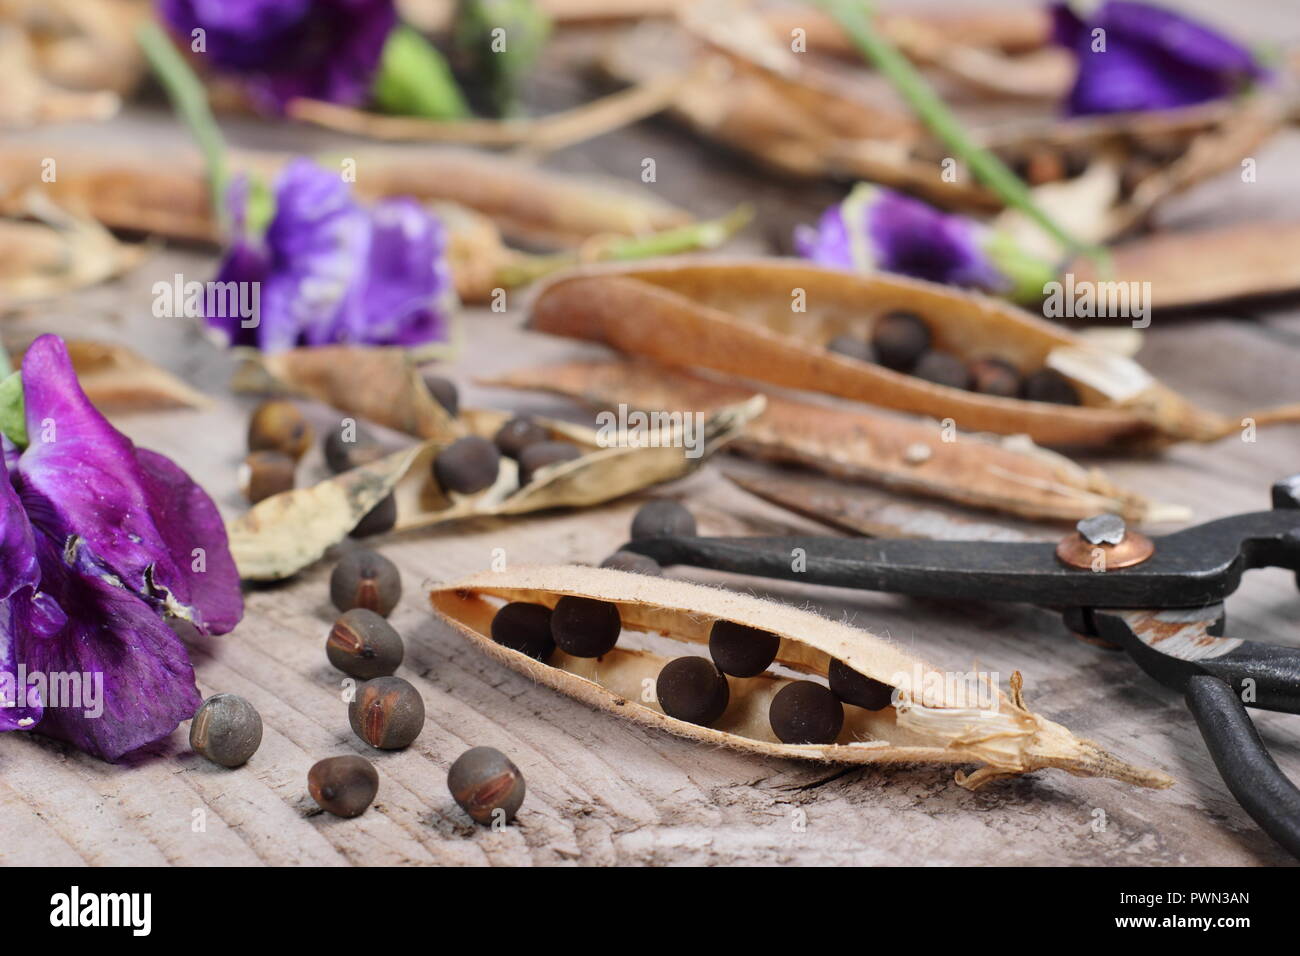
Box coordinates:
[2,0,1299,866]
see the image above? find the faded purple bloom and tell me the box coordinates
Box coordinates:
[207,159,456,352]
[158,0,397,112]
[1051,1,1266,115]
[0,336,243,760]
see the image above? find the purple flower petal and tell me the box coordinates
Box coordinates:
[0,476,45,731]
[352,198,454,346]
[793,206,853,271]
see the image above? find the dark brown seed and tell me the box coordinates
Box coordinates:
[247,399,313,460]
[493,415,550,459]
[323,423,385,473]
[708,619,781,678]
[600,551,663,576]
[422,372,459,417]
[630,499,696,540]
[433,435,500,494]
[828,659,894,711]
[330,549,402,617]
[912,350,972,390]
[550,595,621,657]
[969,357,1023,398]
[1022,368,1081,405]
[826,334,876,363]
[448,746,525,825]
[656,656,730,726]
[518,440,582,484]
[349,676,425,750]
[769,681,844,744]
[190,694,262,768]
[308,755,379,817]
[350,493,397,538]
[871,311,931,371]
[240,450,295,504]
[490,602,555,662]
[327,608,405,679]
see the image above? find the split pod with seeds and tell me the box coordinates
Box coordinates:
[622,475,1300,860]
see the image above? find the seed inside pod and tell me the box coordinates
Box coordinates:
[433,435,500,494]
[708,619,781,678]
[494,415,550,459]
[518,440,582,484]
[630,499,696,540]
[422,372,459,417]
[323,424,385,473]
[826,334,876,363]
[769,681,844,744]
[600,550,663,576]
[913,351,972,390]
[1022,368,1082,406]
[308,755,379,817]
[828,659,894,711]
[969,357,1023,398]
[350,492,397,538]
[240,450,295,504]
[190,693,263,768]
[248,399,313,460]
[871,311,931,371]
[330,548,402,617]
[448,746,526,825]
[490,601,555,661]
[656,656,730,726]
[550,595,621,657]
[349,676,425,750]
[327,608,405,679]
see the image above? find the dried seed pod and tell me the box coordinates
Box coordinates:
[349,676,425,750]
[248,399,313,460]
[494,415,550,459]
[330,549,402,617]
[828,658,894,711]
[447,746,526,825]
[323,424,385,473]
[656,656,729,726]
[912,351,971,391]
[190,694,263,768]
[490,601,555,662]
[826,334,876,363]
[308,755,380,817]
[518,440,582,485]
[551,595,621,657]
[240,450,295,504]
[327,609,405,679]
[769,680,843,745]
[630,499,696,540]
[871,311,931,371]
[1023,368,1082,406]
[350,493,397,538]
[433,435,501,494]
[600,550,663,575]
[709,619,781,678]
[422,372,460,417]
[969,357,1023,398]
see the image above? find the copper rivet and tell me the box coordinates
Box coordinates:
[1056,530,1154,570]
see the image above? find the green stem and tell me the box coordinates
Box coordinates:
[818,0,1103,262]
[136,22,229,229]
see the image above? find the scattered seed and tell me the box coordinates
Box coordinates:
[969,357,1023,398]
[630,499,696,540]
[327,609,405,679]
[913,350,972,390]
[448,746,525,825]
[433,435,500,494]
[308,755,379,817]
[708,619,780,678]
[550,595,621,657]
[769,681,844,744]
[323,424,385,473]
[494,415,550,459]
[190,694,262,768]
[827,659,894,711]
[600,551,663,576]
[656,656,730,726]
[330,549,402,617]
[826,334,876,363]
[240,450,295,504]
[871,311,931,371]
[518,440,582,484]
[350,493,397,538]
[490,602,555,661]
[1022,368,1082,406]
[349,676,425,750]
[422,373,460,417]
[248,399,313,460]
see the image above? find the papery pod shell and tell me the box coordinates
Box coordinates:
[525,258,1299,446]
[227,398,762,580]
[9,339,208,410]
[430,566,1173,789]
[0,197,142,304]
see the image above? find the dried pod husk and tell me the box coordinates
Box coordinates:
[8,338,208,410]
[226,399,762,580]
[430,566,1172,789]
[527,259,1300,446]
[487,358,1186,524]
[0,196,142,305]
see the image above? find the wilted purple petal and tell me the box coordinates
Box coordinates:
[0,476,44,731]
[350,198,454,346]
[793,206,853,271]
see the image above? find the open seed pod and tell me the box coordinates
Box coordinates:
[431,566,1172,789]
[527,258,1300,447]
[227,398,763,580]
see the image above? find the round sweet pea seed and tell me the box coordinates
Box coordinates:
[518,440,582,485]
[433,435,500,494]
[630,499,696,540]
[190,694,262,768]
[769,681,844,744]
[349,676,425,750]
[871,311,931,371]
[550,595,621,657]
[240,450,295,504]
[448,746,525,825]
[828,658,894,711]
[248,399,313,461]
[913,351,972,390]
[969,357,1023,398]
[330,548,402,617]
[1022,368,1081,406]
[826,334,876,363]
[422,373,460,417]
[308,755,379,817]
[327,609,405,679]
[350,493,397,538]
[323,424,385,473]
[656,657,730,726]
[494,416,550,459]
[600,551,663,576]
[490,602,555,662]
[708,619,781,678]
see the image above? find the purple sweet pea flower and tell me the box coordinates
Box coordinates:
[0,336,243,760]
[158,0,397,113]
[1051,1,1266,115]
[207,159,456,352]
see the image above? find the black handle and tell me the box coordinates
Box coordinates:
[1185,675,1300,859]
